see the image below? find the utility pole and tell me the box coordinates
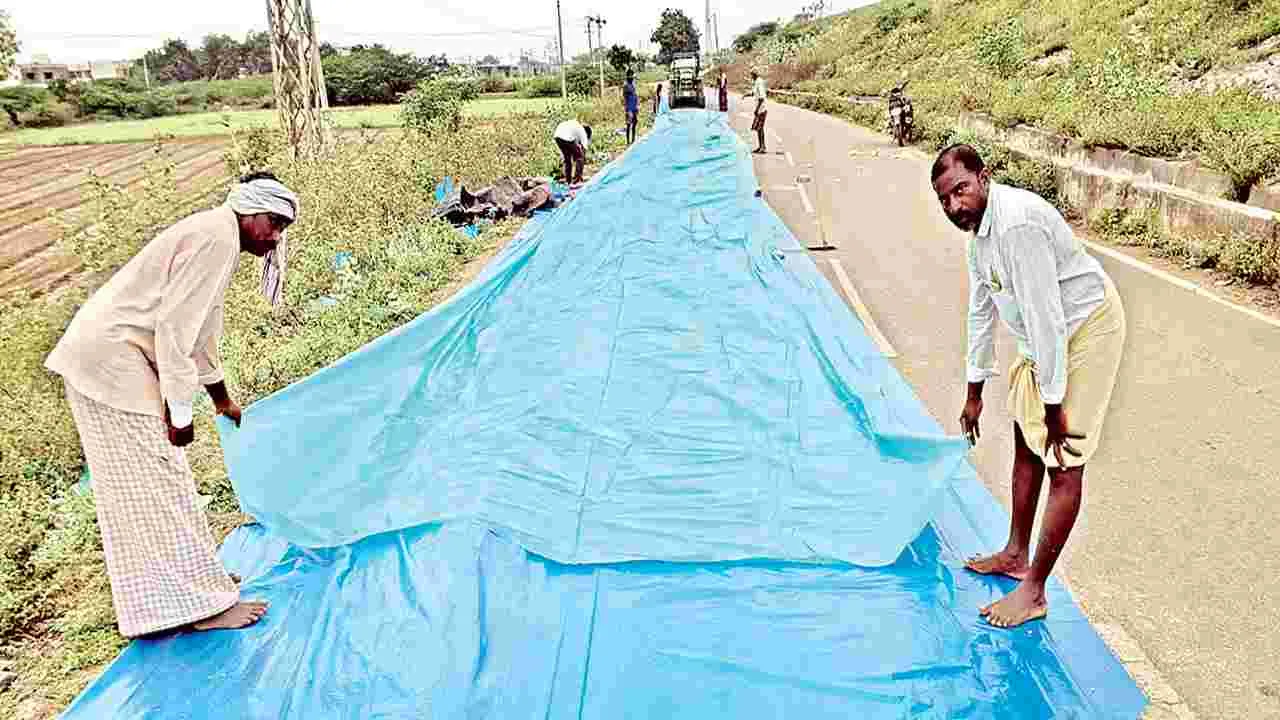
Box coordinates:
[142,54,151,89]
[265,0,329,159]
[705,0,711,63]
[586,14,606,97]
[556,0,567,98]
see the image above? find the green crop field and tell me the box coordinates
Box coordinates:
[0,98,562,146]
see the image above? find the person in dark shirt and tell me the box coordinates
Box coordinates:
[623,70,639,145]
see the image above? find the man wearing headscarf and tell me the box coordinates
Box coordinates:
[45,171,298,637]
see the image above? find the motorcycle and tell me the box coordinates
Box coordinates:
[887,82,914,147]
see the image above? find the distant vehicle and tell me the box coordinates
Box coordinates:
[668,52,706,109]
[887,81,914,146]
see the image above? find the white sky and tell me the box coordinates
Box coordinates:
[6,0,877,65]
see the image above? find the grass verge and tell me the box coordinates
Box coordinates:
[0,94,639,719]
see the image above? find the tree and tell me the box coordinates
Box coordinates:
[0,10,18,77]
[322,45,439,105]
[480,54,501,65]
[733,21,779,52]
[200,34,241,80]
[240,31,274,75]
[650,8,699,65]
[139,39,202,83]
[606,44,635,74]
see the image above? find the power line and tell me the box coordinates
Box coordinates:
[20,26,556,41]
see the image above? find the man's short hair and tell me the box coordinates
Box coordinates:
[931,144,985,183]
[240,170,280,184]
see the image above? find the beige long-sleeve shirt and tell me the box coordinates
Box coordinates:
[46,205,241,424]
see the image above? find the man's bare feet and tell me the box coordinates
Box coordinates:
[980,583,1047,628]
[964,549,1031,580]
[192,601,269,632]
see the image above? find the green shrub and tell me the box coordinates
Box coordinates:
[323,46,439,105]
[521,75,564,98]
[1199,101,1280,202]
[875,1,927,35]
[479,76,517,94]
[19,100,77,128]
[1089,207,1165,249]
[1216,230,1280,283]
[976,19,1027,77]
[566,63,598,97]
[1233,16,1280,48]
[400,79,475,132]
[1,86,53,126]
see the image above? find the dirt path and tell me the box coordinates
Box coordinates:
[732,97,1280,720]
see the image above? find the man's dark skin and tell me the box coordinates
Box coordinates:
[933,152,1088,628]
[165,210,291,447]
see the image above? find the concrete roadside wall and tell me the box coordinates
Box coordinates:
[953,112,1280,247]
[771,90,1279,270]
[956,112,1280,214]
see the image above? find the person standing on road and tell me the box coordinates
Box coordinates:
[718,70,729,112]
[553,118,592,186]
[623,71,639,145]
[931,144,1126,629]
[750,68,768,153]
[44,172,298,638]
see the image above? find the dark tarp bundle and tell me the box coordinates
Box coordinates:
[432,176,558,227]
[60,111,1146,719]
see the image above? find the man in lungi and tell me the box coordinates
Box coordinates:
[931,144,1126,628]
[45,172,299,637]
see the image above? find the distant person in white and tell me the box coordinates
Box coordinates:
[932,143,1127,629]
[750,69,768,154]
[553,118,592,186]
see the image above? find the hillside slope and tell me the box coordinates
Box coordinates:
[742,0,1280,195]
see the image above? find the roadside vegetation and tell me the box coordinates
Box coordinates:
[732,0,1280,287]
[0,91,640,719]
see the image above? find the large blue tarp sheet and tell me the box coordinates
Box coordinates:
[61,111,1146,719]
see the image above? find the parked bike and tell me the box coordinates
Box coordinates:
[887,82,914,147]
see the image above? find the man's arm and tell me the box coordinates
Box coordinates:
[965,239,999,388]
[156,234,237,442]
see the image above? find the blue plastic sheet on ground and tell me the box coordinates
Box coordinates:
[61,111,1146,719]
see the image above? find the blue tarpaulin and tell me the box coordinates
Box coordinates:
[61,111,1146,719]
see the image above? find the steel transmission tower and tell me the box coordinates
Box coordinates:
[265,0,329,159]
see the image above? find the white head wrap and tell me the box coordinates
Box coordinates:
[225,178,300,307]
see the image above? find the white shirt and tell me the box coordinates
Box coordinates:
[554,119,590,149]
[965,183,1109,404]
[752,77,767,107]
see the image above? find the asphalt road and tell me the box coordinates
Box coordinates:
[723,96,1280,719]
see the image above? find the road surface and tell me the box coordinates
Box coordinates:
[725,97,1280,720]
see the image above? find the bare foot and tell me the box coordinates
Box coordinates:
[964,549,1030,580]
[980,583,1047,628]
[192,601,269,632]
